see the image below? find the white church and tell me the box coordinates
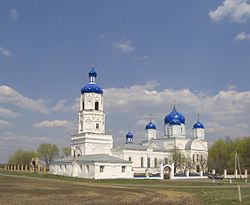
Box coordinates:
[50,68,208,179]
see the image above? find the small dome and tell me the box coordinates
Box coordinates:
[164,106,185,124]
[126,131,133,138]
[193,121,204,129]
[81,83,103,94]
[145,121,156,130]
[89,67,97,78]
[169,118,181,125]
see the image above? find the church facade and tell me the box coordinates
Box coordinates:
[50,68,208,179]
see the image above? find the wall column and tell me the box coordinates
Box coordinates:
[224,169,227,178]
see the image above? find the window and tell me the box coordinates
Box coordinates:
[196,154,199,162]
[128,157,132,162]
[201,155,203,162]
[181,127,183,133]
[80,121,83,131]
[100,166,104,173]
[140,157,144,168]
[82,101,84,110]
[154,158,157,168]
[96,123,99,129]
[193,154,195,163]
[122,166,126,172]
[147,158,150,168]
[95,102,99,110]
[86,165,89,173]
[164,158,168,164]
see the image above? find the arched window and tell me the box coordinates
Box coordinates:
[95,102,99,110]
[141,157,144,168]
[154,158,157,168]
[128,157,132,161]
[82,101,84,110]
[147,158,150,168]
[96,123,99,129]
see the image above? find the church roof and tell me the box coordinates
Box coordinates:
[193,121,205,129]
[113,143,165,152]
[81,83,103,94]
[145,121,156,130]
[164,106,185,124]
[81,67,103,94]
[51,154,131,165]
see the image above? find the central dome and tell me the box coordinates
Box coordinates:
[164,106,185,124]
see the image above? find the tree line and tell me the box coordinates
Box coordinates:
[208,137,250,173]
[8,144,71,167]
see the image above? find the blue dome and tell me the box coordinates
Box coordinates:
[193,121,204,129]
[126,131,133,138]
[169,118,181,125]
[89,67,97,78]
[81,83,103,94]
[164,106,185,124]
[145,121,156,130]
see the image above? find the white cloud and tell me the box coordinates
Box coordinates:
[53,98,79,112]
[209,0,250,23]
[0,85,49,114]
[113,41,134,53]
[10,8,18,20]
[33,120,73,129]
[235,32,250,40]
[0,106,18,117]
[0,47,11,56]
[0,120,11,128]
[104,81,250,139]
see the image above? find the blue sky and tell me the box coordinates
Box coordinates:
[1,0,250,163]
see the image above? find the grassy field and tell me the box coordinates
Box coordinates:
[0,169,250,205]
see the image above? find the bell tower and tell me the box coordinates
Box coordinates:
[71,67,113,156]
[78,67,105,134]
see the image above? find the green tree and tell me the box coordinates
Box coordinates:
[208,137,250,173]
[62,147,71,157]
[208,139,228,173]
[8,149,37,165]
[37,143,59,166]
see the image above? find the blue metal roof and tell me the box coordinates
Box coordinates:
[81,83,103,94]
[126,131,133,138]
[145,121,156,130]
[81,68,103,94]
[164,106,185,124]
[193,121,205,129]
[169,118,181,125]
[89,67,97,78]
